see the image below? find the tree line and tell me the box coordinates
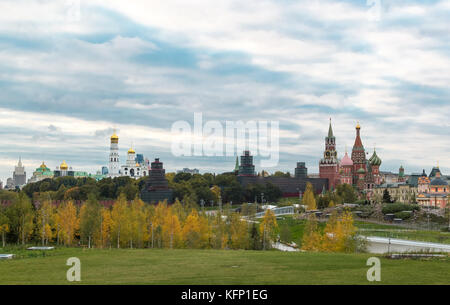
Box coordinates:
[0,192,279,250]
[17,172,283,205]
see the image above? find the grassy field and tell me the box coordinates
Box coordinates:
[277,217,450,245]
[0,247,448,285]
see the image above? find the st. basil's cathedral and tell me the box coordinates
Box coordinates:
[319,120,382,195]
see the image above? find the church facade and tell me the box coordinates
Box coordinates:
[107,132,150,179]
[319,120,383,195]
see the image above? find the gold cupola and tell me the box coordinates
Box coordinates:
[60,160,68,170]
[111,132,119,144]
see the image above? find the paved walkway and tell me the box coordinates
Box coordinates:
[364,236,450,254]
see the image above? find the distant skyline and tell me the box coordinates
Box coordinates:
[0,0,449,182]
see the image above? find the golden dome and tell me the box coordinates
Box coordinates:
[110,132,119,143]
[356,121,361,129]
[40,161,47,169]
[60,160,68,170]
[135,162,140,167]
[128,147,135,154]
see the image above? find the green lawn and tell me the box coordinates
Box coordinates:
[0,247,448,285]
[278,217,450,245]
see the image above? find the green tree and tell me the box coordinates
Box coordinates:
[7,193,34,245]
[79,194,102,248]
[336,184,357,203]
[383,189,392,203]
[0,204,10,247]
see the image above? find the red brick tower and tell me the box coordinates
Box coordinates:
[319,119,340,190]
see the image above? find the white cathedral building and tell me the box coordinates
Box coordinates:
[108,132,149,179]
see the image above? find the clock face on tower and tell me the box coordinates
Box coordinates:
[326,151,330,157]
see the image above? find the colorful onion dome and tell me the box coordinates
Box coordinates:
[369,149,382,166]
[340,152,353,166]
[357,167,366,174]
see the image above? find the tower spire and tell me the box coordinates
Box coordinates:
[328,118,334,138]
[234,156,239,172]
[353,121,363,148]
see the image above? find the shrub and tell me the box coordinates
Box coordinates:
[382,203,420,215]
[394,211,412,220]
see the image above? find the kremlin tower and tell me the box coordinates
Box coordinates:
[108,131,120,177]
[319,119,340,190]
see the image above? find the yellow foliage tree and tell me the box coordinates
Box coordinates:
[260,209,278,249]
[129,197,148,248]
[229,212,248,249]
[99,207,112,248]
[321,212,339,252]
[182,209,202,248]
[37,201,55,246]
[301,214,323,251]
[162,208,182,248]
[57,201,78,246]
[210,185,221,203]
[302,182,317,210]
[110,194,130,248]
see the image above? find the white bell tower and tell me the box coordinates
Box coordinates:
[108,131,120,177]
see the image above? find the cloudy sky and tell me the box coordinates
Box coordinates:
[0,0,449,182]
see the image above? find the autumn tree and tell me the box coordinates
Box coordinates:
[182,209,202,248]
[0,205,9,247]
[110,193,130,248]
[79,194,102,248]
[260,209,278,250]
[328,200,335,208]
[162,207,182,248]
[321,212,339,252]
[302,182,317,210]
[210,185,221,203]
[37,200,55,246]
[129,196,148,248]
[8,193,34,245]
[211,212,227,249]
[228,212,248,249]
[301,214,322,251]
[57,200,78,246]
[100,207,112,248]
